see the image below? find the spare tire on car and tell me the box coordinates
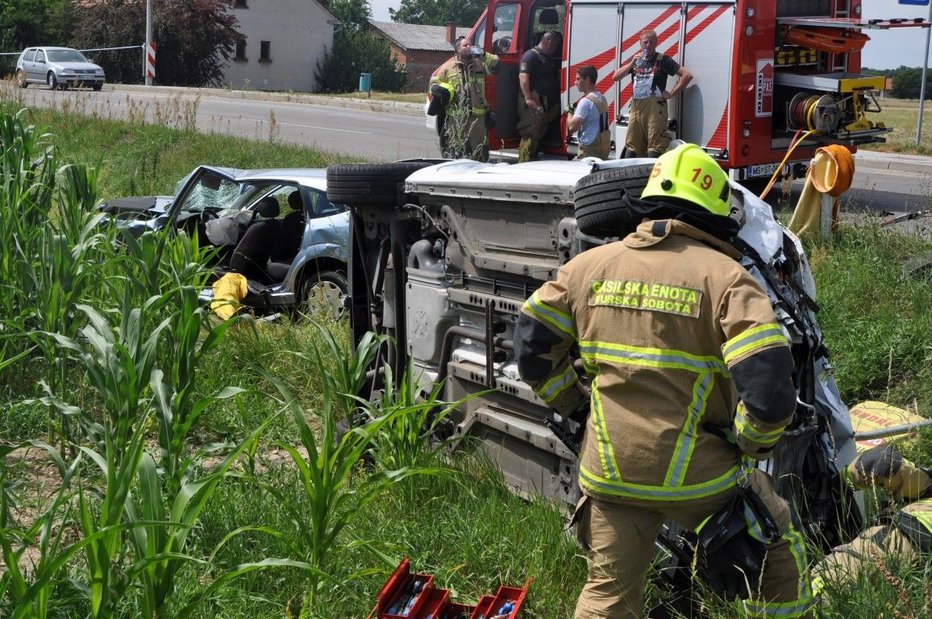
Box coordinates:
[326,161,438,207]
[574,163,654,238]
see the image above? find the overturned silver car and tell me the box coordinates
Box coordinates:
[329,158,863,608]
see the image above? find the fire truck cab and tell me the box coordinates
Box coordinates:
[468,0,926,183]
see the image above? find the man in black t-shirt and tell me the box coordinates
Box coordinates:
[613,28,693,157]
[517,31,561,162]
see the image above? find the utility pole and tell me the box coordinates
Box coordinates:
[917,2,932,145]
[145,0,153,86]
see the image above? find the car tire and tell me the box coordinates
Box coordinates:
[15,70,27,89]
[574,164,654,238]
[326,161,437,207]
[47,72,59,90]
[298,270,348,321]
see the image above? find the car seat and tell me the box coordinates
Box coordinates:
[268,190,307,282]
[230,196,281,284]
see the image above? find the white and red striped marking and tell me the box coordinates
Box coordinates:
[145,42,156,79]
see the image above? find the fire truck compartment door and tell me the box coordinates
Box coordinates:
[680,3,734,151]
[567,2,621,140]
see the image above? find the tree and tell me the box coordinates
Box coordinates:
[69,0,240,87]
[323,0,372,30]
[0,0,72,74]
[390,0,486,26]
[314,30,407,93]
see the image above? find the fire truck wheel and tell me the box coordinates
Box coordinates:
[326,161,437,207]
[574,164,654,237]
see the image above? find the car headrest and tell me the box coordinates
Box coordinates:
[539,8,558,24]
[287,190,302,211]
[255,196,280,218]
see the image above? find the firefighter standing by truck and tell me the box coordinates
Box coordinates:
[612,28,693,158]
[566,65,611,160]
[513,144,814,618]
[517,31,561,162]
[428,37,499,162]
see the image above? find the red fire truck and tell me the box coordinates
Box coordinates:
[464,0,926,183]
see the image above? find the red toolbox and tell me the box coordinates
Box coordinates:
[370,559,530,619]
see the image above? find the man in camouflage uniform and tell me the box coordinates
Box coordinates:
[429,37,499,162]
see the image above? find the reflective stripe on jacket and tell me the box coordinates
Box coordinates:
[429,53,499,115]
[514,219,794,503]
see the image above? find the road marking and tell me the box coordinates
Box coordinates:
[276,122,368,135]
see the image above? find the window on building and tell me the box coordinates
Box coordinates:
[234,0,248,8]
[260,41,271,63]
[235,40,247,61]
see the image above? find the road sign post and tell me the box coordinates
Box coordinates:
[900,0,931,145]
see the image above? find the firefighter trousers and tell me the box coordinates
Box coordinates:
[573,470,814,618]
[625,96,670,158]
[517,91,558,162]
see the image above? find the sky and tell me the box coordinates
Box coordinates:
[367,0,932,71]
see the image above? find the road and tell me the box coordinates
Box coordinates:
[2,82,930,226]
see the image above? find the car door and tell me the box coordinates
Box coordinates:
[31,49,47,82]
[22,49,37,81]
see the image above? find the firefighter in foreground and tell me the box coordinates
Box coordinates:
[428,36,499,162]
[513,143,814,618]
[813,443,932,593]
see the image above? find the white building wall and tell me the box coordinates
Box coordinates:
[222,0,336,92]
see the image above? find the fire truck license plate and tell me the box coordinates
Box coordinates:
[746,163,783,179]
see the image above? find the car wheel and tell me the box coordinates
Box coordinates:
[574,164,654,238]
[326,161,437,207]
[299,270,348,321]
[15,70,27,89]
[47,72,59,90]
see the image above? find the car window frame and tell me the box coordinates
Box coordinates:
[167,166,242,222]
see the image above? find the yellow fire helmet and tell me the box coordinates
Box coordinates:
[641,143,731,216]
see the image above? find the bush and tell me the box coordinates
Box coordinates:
[315,30,407,93]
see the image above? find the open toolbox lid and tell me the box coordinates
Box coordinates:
[371,560,531,619]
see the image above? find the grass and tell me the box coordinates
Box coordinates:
[0,93,929,617]
[857,96,932,155]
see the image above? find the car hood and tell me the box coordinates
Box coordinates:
[51,61,102,71]
[98,195,173,216]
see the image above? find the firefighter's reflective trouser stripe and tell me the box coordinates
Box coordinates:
[574,487,814,618]
[625,96,670,157]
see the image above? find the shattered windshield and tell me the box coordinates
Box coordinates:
[175,170,243,214]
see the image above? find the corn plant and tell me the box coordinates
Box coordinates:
[363,362,462,472]
[0,441,87,619]
[288,321,386,420]
[151,284,243,490]
[253,371,419,608]
[0,109,56,371]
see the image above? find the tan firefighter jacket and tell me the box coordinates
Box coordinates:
[514,219,795,503]
[430,52,499,116]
